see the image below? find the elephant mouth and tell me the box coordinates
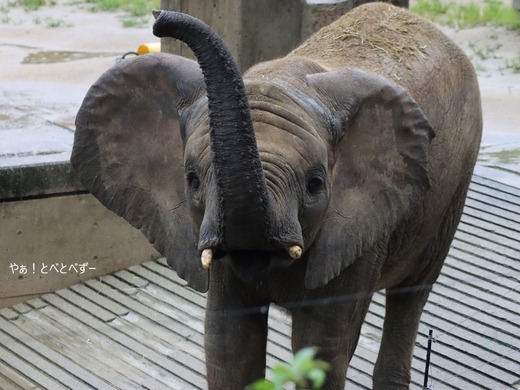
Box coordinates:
[226,250,294,283]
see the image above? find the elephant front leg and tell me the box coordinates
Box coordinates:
[373,286,432,389]
[290,294,374,390]
[204,275,269,390]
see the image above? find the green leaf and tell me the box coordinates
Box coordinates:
[308,368,327,389]
[312,360,331,371]
[272,363,295,380]
[248,346,331,390]
[247,379,275,390]
[293,347,318,368]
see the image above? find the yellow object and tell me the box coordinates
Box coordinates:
[137,42,161,55]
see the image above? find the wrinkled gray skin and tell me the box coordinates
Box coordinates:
[71,3,481,389]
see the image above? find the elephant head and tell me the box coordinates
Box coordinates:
[71,10,433,292]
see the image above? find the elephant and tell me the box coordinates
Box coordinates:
[354,0,409,8]
[71,3,482,389]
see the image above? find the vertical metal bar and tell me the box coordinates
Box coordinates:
[423,329,434,389]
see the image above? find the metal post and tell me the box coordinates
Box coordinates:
[423,329,434,389]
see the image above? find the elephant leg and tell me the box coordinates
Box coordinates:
[374,183,469,388]
[290,293,374,390]
[373,285,431,389]
[204,267,269,390]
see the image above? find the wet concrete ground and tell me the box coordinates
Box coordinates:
[0,3,155,168]
[0,1,519,184]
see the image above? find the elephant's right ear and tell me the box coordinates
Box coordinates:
[71,53,209,292]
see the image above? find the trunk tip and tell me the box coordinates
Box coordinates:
[152,9,161,20]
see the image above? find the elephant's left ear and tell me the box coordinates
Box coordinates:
[304,67,435,289]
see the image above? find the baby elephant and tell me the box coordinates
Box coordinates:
[72,3,482,389]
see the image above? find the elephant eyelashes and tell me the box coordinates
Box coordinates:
[186,171,201,191]
[305,165,327,196]
[306,176,325,195]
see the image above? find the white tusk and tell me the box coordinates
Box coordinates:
[201,248,213,269]
[286,245,302,260]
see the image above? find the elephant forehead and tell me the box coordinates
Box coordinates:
[183,120,211,163]
[248,94,329,159]
[254,121,328,170]
[246,79,331,140]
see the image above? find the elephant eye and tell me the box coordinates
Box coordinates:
[186,171,201,191]
[307,176,325,195]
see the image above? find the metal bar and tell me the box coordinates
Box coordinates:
[423,329,434,389]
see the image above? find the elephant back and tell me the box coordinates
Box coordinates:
[290,3,464,91]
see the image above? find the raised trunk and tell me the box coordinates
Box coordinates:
[153,11,270,250]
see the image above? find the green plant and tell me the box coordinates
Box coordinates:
[248,347,330,390]
[84,0,158,27]
[45,16,71,27]
[0,5,10,24]
[412,0,520,30]
[411,0,449,21]
[21,0,46,10]
[482,0,520,27]
[9,0,56,11]
[472,61,487,73]
[85,0,159,17]
[504,53,520,73]
[468,42,502,60]
[120,15,149,27]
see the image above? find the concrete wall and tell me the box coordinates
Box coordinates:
[159,0,408,71]
[0,163,159,308]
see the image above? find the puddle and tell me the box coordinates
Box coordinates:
[22,50,120,64]
[0,125,73,168]
[479,145,520,165]
[478,132,520,169]
[475,132,520,187]
[477,141,520,187]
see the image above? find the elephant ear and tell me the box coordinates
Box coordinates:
[305,67,434,289]
[71,53,209,292]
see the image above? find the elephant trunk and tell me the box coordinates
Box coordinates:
[153,11,271,251]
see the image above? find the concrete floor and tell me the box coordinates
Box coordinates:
[1,177,519,389]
